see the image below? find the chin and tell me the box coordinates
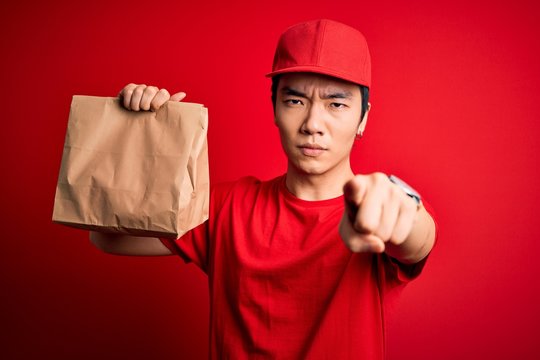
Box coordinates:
[289,152,352,178]
[292,159,329,176]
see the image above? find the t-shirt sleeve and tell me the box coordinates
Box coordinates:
[379,198,439,287]
[160,221,209,272]
[158,180,239,273]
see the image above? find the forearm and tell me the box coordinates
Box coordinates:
[89,231,172,256]
[384,205,436,264]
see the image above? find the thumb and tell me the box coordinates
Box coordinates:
[170,92,187,102]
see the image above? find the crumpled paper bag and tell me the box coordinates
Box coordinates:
[52,95,209,239]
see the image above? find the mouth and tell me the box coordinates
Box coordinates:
[298,143,327,157]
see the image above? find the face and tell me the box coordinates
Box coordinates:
[274,73,368,177]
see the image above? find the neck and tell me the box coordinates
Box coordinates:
[285,162,355,201]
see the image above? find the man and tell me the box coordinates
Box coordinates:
[91,19,436,359]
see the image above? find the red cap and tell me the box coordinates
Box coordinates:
[266,19,371,88]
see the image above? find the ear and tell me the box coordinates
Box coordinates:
[357,102,371,135]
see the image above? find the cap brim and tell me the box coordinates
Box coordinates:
[265,65,370,88]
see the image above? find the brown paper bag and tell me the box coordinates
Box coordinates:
[52,95,209,239]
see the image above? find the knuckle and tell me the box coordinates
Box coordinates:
[373,172,387,183]
[133,87,145,96]
[123,88,134,98]
[158,88,170,97]
[392,233,406,245]
[389,185,401,199]
[122,83,136,93]
[356,214,376,233]
[354,174,367,185]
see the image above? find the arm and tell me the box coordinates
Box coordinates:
[88,83,187,256]
[339,173,436,264]
[90,232,172,256]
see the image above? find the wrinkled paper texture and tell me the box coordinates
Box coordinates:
[53,96,209,239]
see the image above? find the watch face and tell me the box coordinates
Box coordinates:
[388,175,422,204]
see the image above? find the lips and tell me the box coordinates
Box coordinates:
[298,143,327,157]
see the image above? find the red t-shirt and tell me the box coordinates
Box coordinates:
[161,175,433,359]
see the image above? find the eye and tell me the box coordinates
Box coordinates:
[330,102,347,109]
[284,99,304,106]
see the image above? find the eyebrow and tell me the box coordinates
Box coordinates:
[281,86,353,100]
[325,91,353,100]
[281,87,306,98]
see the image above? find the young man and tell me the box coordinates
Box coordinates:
[91,19,436,359]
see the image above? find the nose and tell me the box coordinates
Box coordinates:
[301,103,325,136]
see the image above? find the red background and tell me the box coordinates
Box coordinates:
[1,0,539,359]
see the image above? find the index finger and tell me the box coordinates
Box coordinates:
[118,83,138,109]
[343,176,368,224]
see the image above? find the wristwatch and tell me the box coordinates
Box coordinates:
[388,175,422,206]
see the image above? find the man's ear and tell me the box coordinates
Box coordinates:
[357,102,371,135]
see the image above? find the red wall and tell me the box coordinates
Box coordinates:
[2,0,539,359]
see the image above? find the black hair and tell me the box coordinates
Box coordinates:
[271,74,370,121]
